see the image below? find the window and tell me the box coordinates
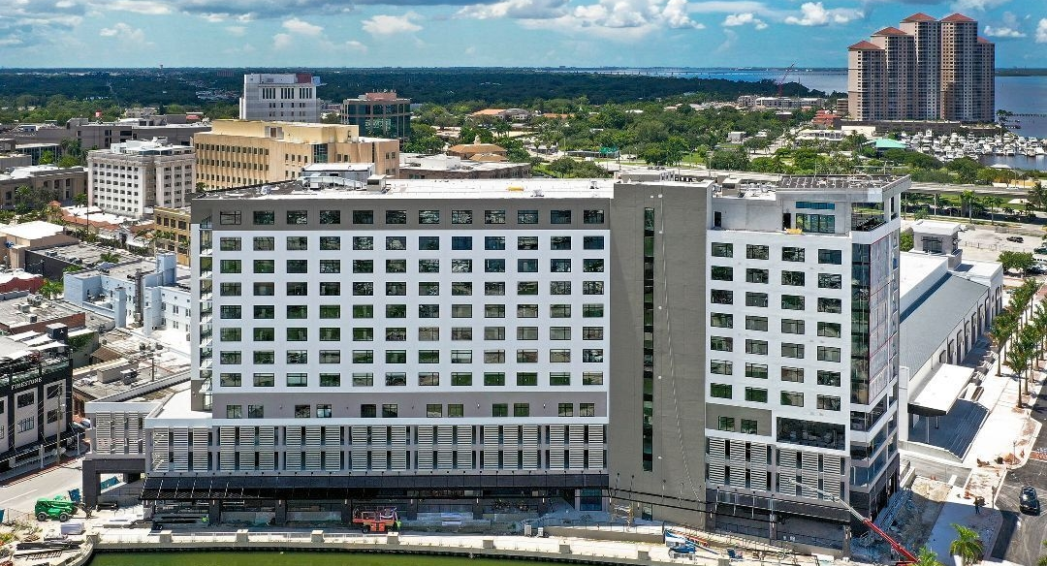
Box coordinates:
[253,236,275,251]
[220,305,242,319]
[314,404,332,418]
[584,236,604,250]
[781,392,804,407]
[513,403,531,417]
[226,405,243,419]
[707,266,732,280]
[287,373,308,387]
[452,210,472,224]
[452,259,472,273]
[254,373,275,387]
[745,292,767,307]
[745,316,768,331]
[253,211,274,225]
[353,373,374,386]
[387,327,408,341]
[781,343,805,359]
[711,242,733,257]
[517,281,538,296]
[745,340,768,355]
[419,304,439,318]
[796,213,835,234]
[558,403,574,417]
[254,282,274,296]
[711,384,732,399]
[484,326,505,340]
[287,350,308,364]
[517,350,538,363]
[550,304,571,318]
[286,282,308,296]
[782,247,805,262]
[352,260,372,274]
[426,404,443,418]
[319,282,340,296]
[353,350,374,364]
[484,350,505,363]
[583,372,604,385]
[583,304,604,318]
[818,298,842,313]
[386,259,407,273]
[817,346,842,362]
[550,259,572,273]
[746,269,769,284]
[485,305,505,318]
[745,363,769,379]
[745,387,768,403]
[818,249,843,265]
[418,236,440,250]
[781,271,805,286]
[386,236,406,250]
[485,210,506,224]
[317,305,340,319]
[361,404,377,418]
[383,404,400,418]
[254,305,275,319]
[517,304,538,318]
[782,295,805,310]
[711,313,733,328]
[417,259,439,273]
[741,419,758,434]
[551,210,572,224]
[582,281,603,295]
[286,259,307,274]
[286,210,308,225]
[517,372,538,386]
[220,211,242,225]
[518,236,538,251]
[254,351,275,364]
[782,319,805,334]
[316,259,340,274]
[286,236,308,250]
[551,326,572,340]
[518,210,538,224]
[320,374,341,387]
[584,209,605,224]
[383,281,402,296]
[386,210,407,224]
[583,349,603,362]
[353,236,375,251]
[782,367,805,383]
[492,404,509,417]
[254,327,276,341]
[485,236,505,250]
[717,417,735,431]
[818,274,842,289]
[517,327,538,340]
[817,370,842,387]
[219,237,241,251]
[353,210,374,224]
[711,360,733,375]
[220,283,241,296]
[320,210,341,225]
[746,244,769,260]
[220,259,241,274]
[452,327,472,340]
[419,210,440,224]
[582,259,604,272]
[484,372,506,386]
[351,327,372,341]
[418,282,439,296]
[818,322,842,338]
[485,259,506,273]
[385,374,407,387]
[550,372,571,385]
[248,405,264,418]
[711,336,733,352]
[451,372,473,386]
[451,236,472,250]
[817,395,841,411]
[220,328,241,341]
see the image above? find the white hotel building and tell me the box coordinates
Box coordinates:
[83,175,907,546]
[86,139,195,219]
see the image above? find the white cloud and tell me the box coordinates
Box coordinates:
[983,25,1024,38]
[457,0,568,21]
[273,32,293,49]
[951,0,1010,12]
[478,0,704,39]
[362,12,422,35]
[723,12,766,29]
[226,25,246,36]
[1037,18,1047,43]
[283,17,323,36]
[0,0,85,48]
[690,1,768,14]
[104,0,171,15]
[99,22,148,43]
[784,2,863,26]
[345,40,368,52]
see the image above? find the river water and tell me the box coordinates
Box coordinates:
[87,551,560,566]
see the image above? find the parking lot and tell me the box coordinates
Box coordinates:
[956,224,1046,264]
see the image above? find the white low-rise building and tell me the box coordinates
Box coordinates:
[87,139,195,219]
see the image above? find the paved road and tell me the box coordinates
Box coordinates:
[993,386,1047,564]
[0,458,86,516]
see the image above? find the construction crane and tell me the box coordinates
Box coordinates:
[785,479,918,565]
[776,64,797,97]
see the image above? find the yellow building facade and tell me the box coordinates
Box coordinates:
[193,120,399,190]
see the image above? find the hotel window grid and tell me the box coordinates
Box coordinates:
[642,206,655,471]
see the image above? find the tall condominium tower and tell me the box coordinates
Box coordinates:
[239,74,320,123]
[849,13,994,123]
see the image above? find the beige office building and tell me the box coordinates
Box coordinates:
[193,120,400,190]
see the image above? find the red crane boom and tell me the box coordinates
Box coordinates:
[776,64,797,97]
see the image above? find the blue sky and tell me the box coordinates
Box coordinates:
[0,0,1044,68]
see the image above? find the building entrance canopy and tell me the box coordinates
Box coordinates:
[909,363,974,417]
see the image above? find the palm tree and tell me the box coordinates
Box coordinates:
[960,190,977,223]
[1020,325,1042,395]
[99,251,121,264]
[39,279,63,300]
[1029,184,1047,212]
[1007,337,1032,408]
[990,311,1017,376]
[914,546,944,566]
[949,524,983,566]
[986,196,1002,225]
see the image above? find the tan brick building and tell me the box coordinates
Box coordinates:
[193,120,399,190]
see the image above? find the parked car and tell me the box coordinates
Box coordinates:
[1034,247,1047,255]
[1020,486,1040,515]
[1007,236,1025,243]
